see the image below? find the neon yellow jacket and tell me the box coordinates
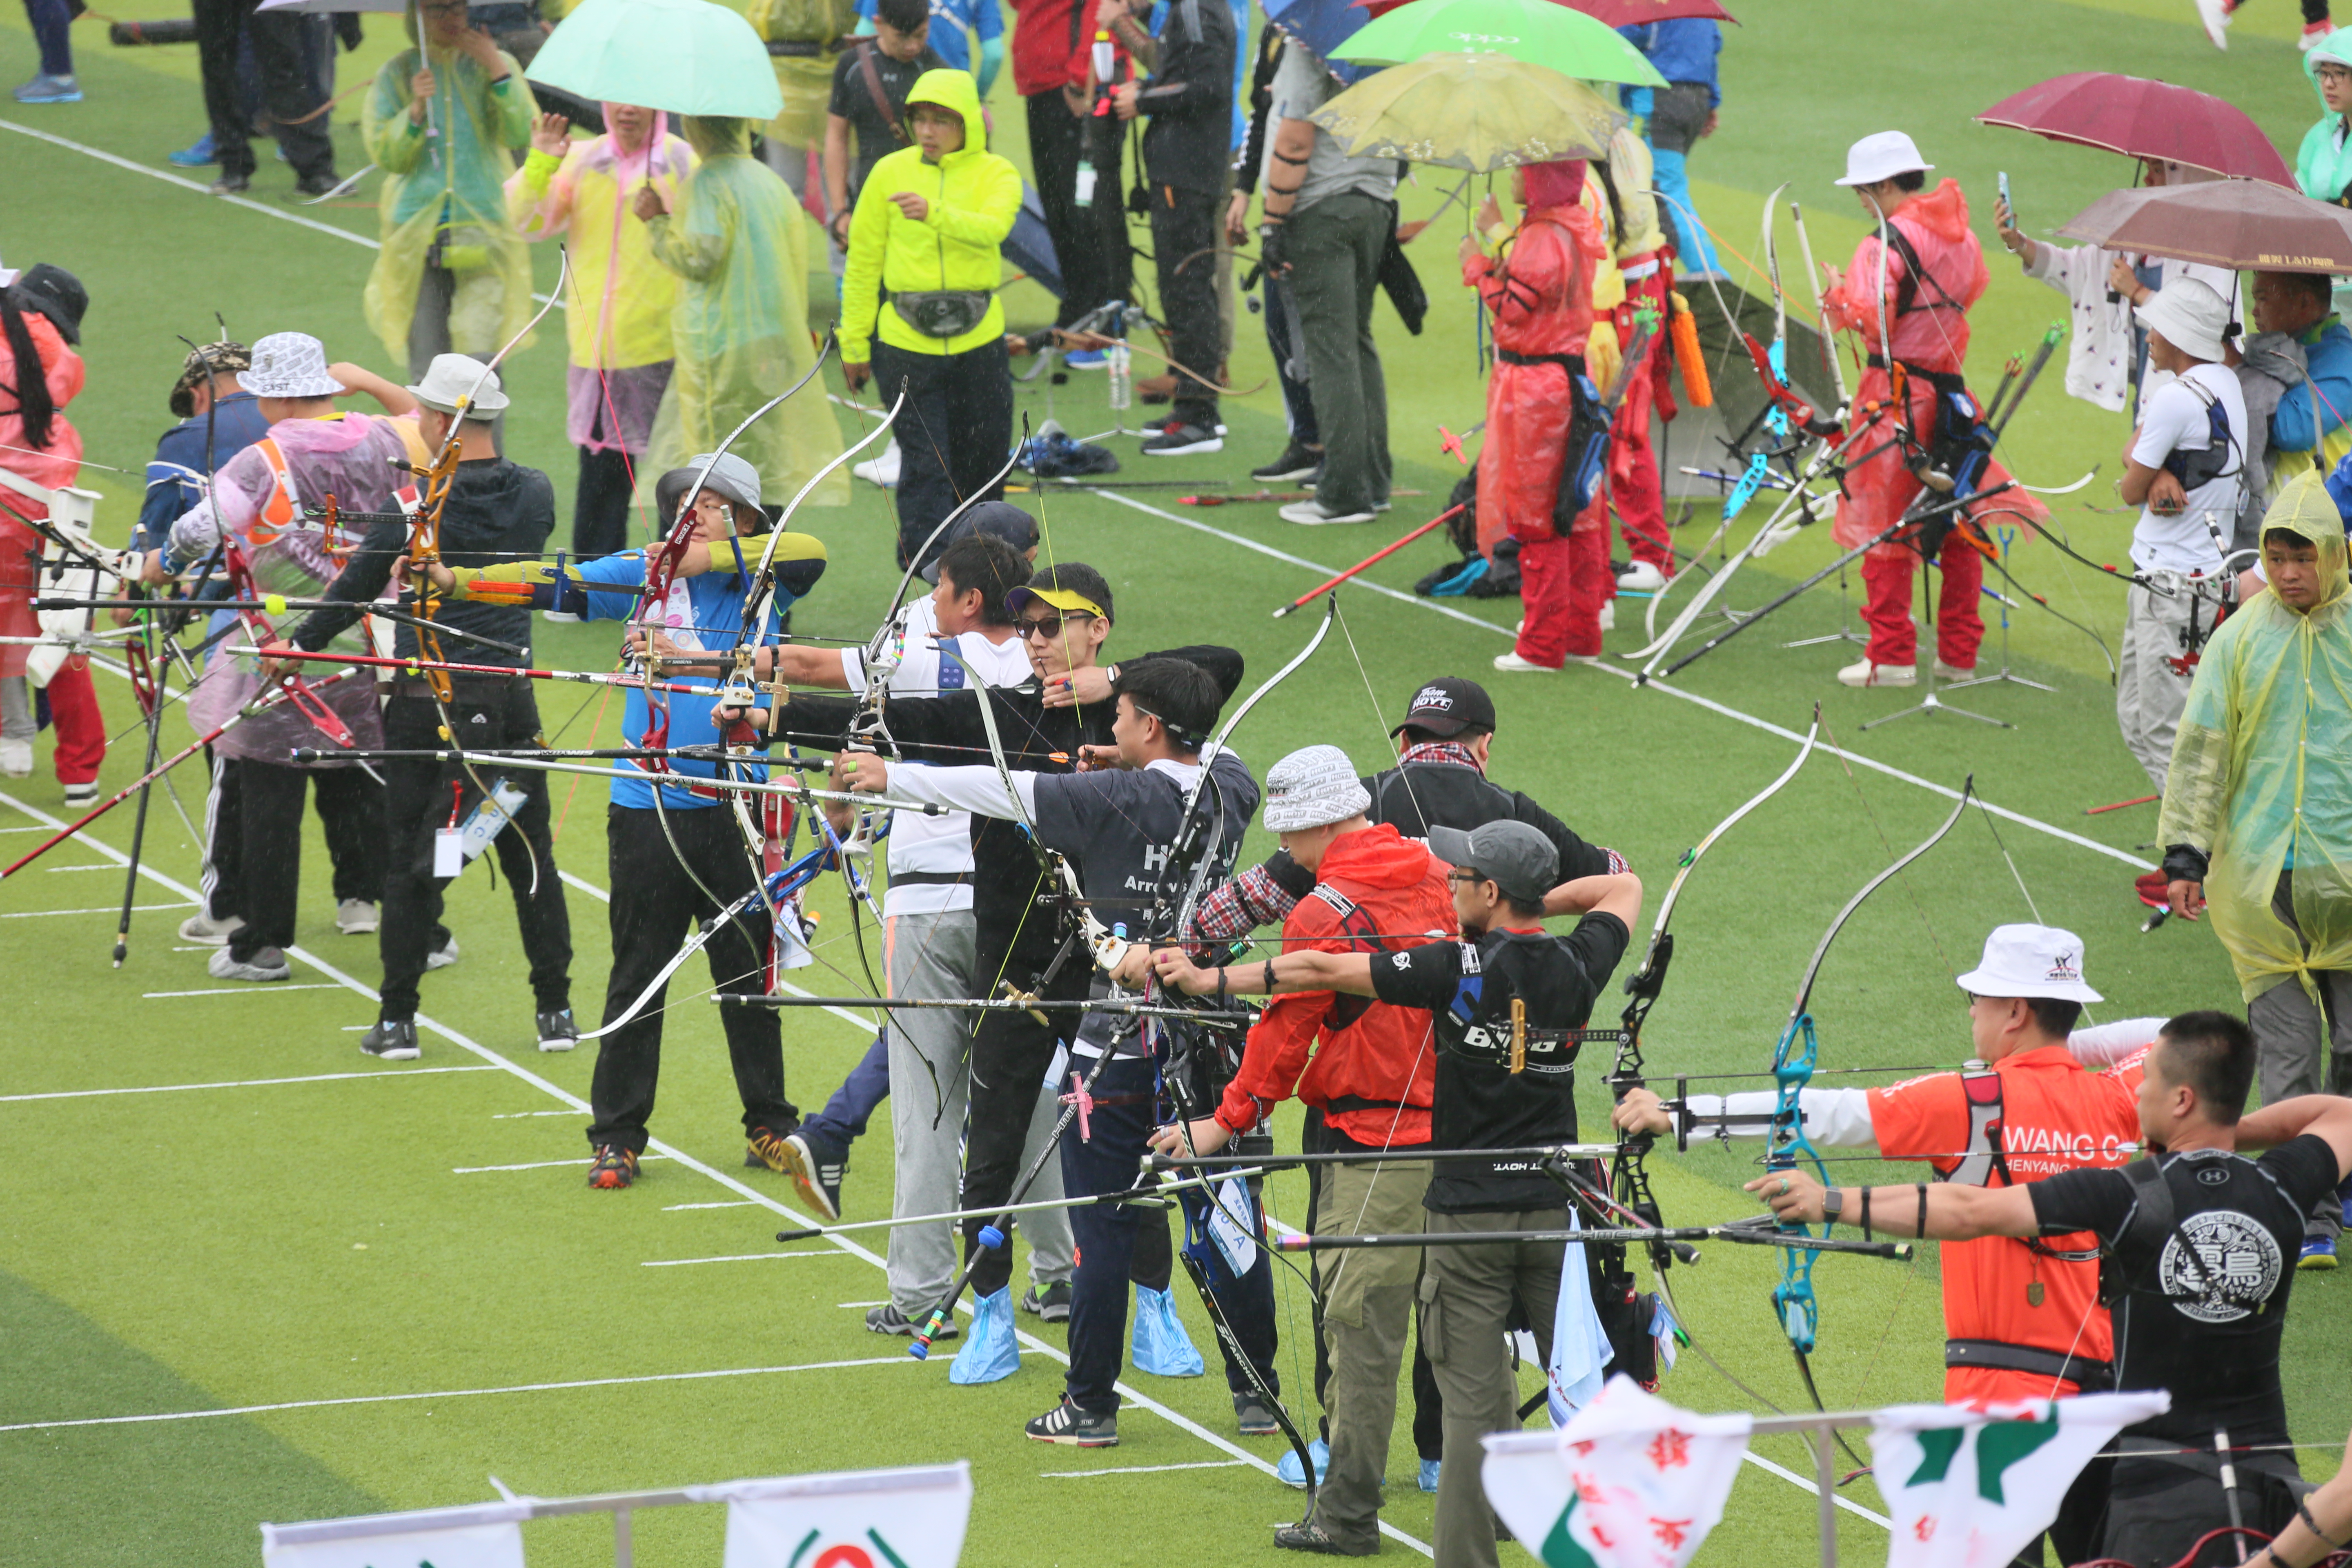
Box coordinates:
[839,69,1022,362]
[505,130,697,371]
[2160,470,2352,1004]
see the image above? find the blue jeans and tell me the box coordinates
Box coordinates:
[24,0,73,76]
[802,1031,890,1148]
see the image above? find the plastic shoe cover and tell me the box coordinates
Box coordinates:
[1419,1458,1441,1492]
[1130,1285,1205,1376]
[1276,1438,1331,1490]
[948,1287,1022,1384]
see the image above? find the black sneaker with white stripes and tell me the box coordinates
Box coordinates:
[1251,441,1321,483]
[866,1302,957,1340]
[360,1020,420,1060]
[1141,419,1223,457]
[1025,1396,1118,1447]
[1020,1280,1072,1322]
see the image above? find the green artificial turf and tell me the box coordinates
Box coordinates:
[2,0,2347,1562]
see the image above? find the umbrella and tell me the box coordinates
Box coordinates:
[1311,52,1625,169]
[2055,178,2352,272]
[1266,0,1379,84]
[1562,0,1736,25]
[1977,72,2293,187]
[1335,0,1668,85]
[527,0,782,121]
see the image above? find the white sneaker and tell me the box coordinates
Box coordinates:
[62,782,98,809]
[208,944,291,982]
[1598,601,1615,632]
[178,910,245,945]
[1492,651,1559,673]
[336,898,379,934]
[0,737,30,777]
[1617,559,1668,592]
[2303,17,2338,49]
[2196,0,2232,47]
[1931,659,1976,682]
[1278,500,1376,526]
[425,934,461,970]
[541,610,581,624]
[1837,658,1916,688]
[854,441,902,488]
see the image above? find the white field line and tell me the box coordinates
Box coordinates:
[43,863,118,872]
[144,984,342,999]
[1740,1449,1895,1529]
[453,1156,668,1174]
[641,1251,840,1267]
[1041,1460,1248,1479]
[491,1110,580,1119]
[1,902,194,918]
[1094,489,2152,873]
[664,1200,758,1212]
[0,791,1432,1548]
[0,1066,498,1104]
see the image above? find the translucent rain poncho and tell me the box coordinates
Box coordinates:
[361,29,537,365]
[2159,470,2352,1004]
[637,118,845,511]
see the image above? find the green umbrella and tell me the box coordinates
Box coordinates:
[1312,52,1625,169]
[527,0,783,120]
[1334,0,1667,85]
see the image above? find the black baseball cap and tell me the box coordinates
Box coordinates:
[918,502,1041,584]
[1429,821,1559,904]
[1390,676,1497,739]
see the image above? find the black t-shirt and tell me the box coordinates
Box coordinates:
[2029,1135,2340,1447]
[1365,761,1615,884]
[829,41,950,199]
[1370,914,1630,1213]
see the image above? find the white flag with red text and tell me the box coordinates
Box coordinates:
[699,1461,972,1568]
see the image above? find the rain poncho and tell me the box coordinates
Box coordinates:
[0,307,80,680]
[638,119,845,510]
[2159,471,2352,1005]
[361,33,537,365]
[2297,30,2352,205]
[506,114,697,452]
[746,0,861,154]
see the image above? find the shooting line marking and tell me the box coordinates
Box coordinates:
[0,1066,498,1103]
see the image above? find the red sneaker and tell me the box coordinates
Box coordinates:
[2134,870,2171,910]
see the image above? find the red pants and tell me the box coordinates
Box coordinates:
[1515,525,1611,666]
[1611,423,1670,573]
[42,659,105,784]
[1860,538,1984,670]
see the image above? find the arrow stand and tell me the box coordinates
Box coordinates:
[1860,549,2008,733]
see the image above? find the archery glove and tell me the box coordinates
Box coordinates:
[1258,221,1291,279]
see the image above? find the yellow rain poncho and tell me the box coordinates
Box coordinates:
[2159,470,2352,1005]
[745,0,861,159]
[361,31,537,368]
[637,117,845,510]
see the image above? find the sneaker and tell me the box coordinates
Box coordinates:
[207,174,251,196]
[1493,651,1559,673]
[1025,1396,1118,1446]
[2304,17,2338,49]
[866,1301,958,1340]
[1931,659,1976,681]
[1419,1457,1441,1492]
[0,736,29,776]
[209,944,291,982]
[749,1125,844,1223]
[178,910,245,945]
[335,898,379,934]
[1131,1283,1205,1376]
[1279,500,1376,526]
[540,610,581,623]
[1022,1280,1073,1322]
[853,441,902,488]
[1837,658,1916,688]
[1277,1437,1330,1490]
[1062,347,1108,370]
[2300,1235,2338,1270]
[2134,870,2173,911]
[588,1143,638,1189]
[536,1008,579,1053]
[949,1285,1022,1384]
[293,171,341,197]
[1273,1519,1375,1557]
[425,933,460,970]
[1598,600,1615,633]
[2196,0,2233,47]
[13,74,82,104]
[167,131,217,167]
[360,1019,421,1060]
[1251,442,1326,484]
[1234,1390,1282,1436]
[1141,420,1223,457]
[62,782,98,808]
[1617,559,1668,592]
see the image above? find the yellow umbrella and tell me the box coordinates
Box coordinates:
[1309,52,1625,171]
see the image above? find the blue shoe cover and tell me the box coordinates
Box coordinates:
[1419,1457,1441,1492]
[1129,1284,1205,1377]
[1277,1438,1330,1490]
[948,1287,1021,1384]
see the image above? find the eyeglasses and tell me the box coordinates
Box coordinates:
[1445,869,1487,886]
[1016,613,1094,641]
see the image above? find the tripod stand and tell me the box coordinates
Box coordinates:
[1941,525,2052,697]
[1859,544,2008,732]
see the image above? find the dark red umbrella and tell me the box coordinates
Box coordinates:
[1977,72,2292,187]
[1559,0,1736,25]
[2056,179,2352,272]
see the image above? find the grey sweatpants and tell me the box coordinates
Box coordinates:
[2246,871,2352,1240]
[1287,190,1393,518]
[2116,572,2205,792]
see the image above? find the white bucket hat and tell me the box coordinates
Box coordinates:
[1262,744,1372,833]
[1835,130,1933,188]
[238,332,346,399]
[2136,276,2232,363]
[1954,923,2104,1004]
[407,352,510,415]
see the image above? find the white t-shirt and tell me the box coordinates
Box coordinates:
[2129,361,2248,576]
[837,594,1034,918]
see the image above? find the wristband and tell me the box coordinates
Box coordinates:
[1214,966,1228,1004]
[1915,1183,1928,1239]
[2299,1495,2348,1550]
[1860,1187,1873,1241]
[1262,960,1275,993]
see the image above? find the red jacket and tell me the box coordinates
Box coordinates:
[1466,203,1603,552]
[1009,0,1100,97]
[1216,824,1456,1147]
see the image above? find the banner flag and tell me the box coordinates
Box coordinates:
[700,1461,973,1568]
[262,1507,527,1568]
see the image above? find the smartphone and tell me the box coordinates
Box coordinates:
[1998,171,2014,225]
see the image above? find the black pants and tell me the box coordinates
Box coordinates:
[872,338,1014,574]
[1026,90,1131,327]
[205,749,389,927]
[1303,1109,1444,1461]
[1146,182,1222,430]
[959,943,1088,1298]
[225,758,388,962]
[574,447,637,561]
[379,682,571,1021]
[194,0,336,182]
[587,802,797,1154]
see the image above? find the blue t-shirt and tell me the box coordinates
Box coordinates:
[140,392,272,552]
[1619,18,1719,104]
[574,549,796,811]
[853,0,1000,74]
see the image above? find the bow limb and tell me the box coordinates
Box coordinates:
[572,885,766,1042]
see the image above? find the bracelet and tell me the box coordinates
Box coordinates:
[2300,1494,2349,1550]
[1860,1187,1872,1242]
[1262,960,1275,993]
[1915,1183,1928,1239]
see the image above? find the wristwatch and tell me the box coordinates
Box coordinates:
[1820,1188,1844,1222]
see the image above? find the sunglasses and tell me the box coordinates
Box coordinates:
[1015,612,1096,641]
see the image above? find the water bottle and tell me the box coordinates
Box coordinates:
[1107,325,1132,412]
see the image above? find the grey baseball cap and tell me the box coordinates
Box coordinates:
[1428,820,1559,904]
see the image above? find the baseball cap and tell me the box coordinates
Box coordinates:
[1953,924,2103,1004]
[1390,676,1497,739]
[1262,744,1372,833]
[1428,820,1559,904]
[169,340,251,417]
[918,502,1041,584]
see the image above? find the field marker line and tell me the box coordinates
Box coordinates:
[1042,1460,1248,1479]
[0,790,1435,1559]
[641,1250,837,1267]
[453,1156,666,1174]
[144,984,342,998]
[1,902,194,918]
[492,1110,580,1119]
[44,863,117,872]
[1740,1449,1894,1528]
[0,118,381,251]
[665,1200,758,1211]
[0,1066,497,1104]
[0,1356,918,1434]
[1095,488,2152,873]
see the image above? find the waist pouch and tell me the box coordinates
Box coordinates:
[893,290,993,339]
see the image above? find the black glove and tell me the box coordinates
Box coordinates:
[2160,844,2209,885]
[1258,221,1290,278]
